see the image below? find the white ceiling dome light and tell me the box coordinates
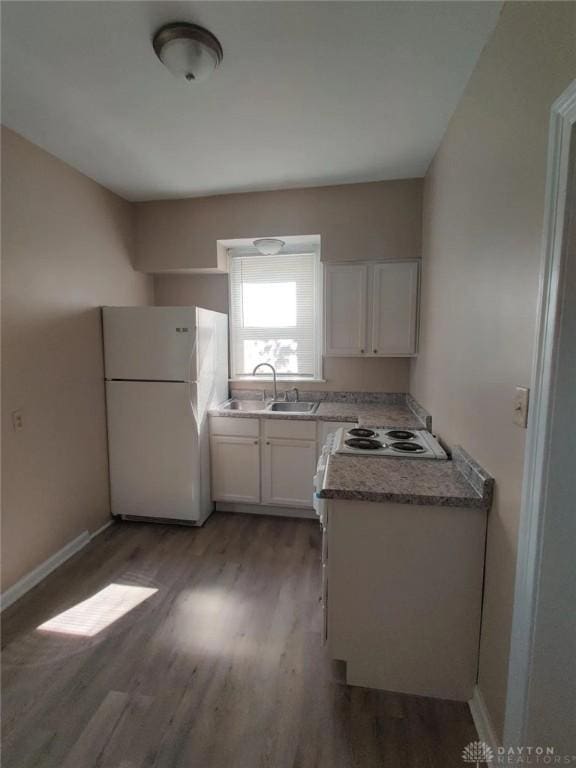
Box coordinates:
[153,22,223,83]
[253,238,285,256]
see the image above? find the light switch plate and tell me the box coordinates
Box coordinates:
[513,387,530,428]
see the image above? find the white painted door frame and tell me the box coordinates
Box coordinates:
[504,80,576,746]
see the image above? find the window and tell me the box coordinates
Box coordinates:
[229,251,322,380]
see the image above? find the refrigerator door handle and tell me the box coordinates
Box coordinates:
[187,334,197,385]
[186,335,199,426]
[189,380,198,427]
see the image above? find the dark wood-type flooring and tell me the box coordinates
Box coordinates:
[2,512,477,767]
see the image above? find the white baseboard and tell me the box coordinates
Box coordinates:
[1,516,115,612]
[89,519,114,539]
[469,685,501,750]
[1,530,89,612]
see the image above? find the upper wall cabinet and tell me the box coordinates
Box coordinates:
[370,261,419,355]
[325,264,368,356]
[324,261,419,357]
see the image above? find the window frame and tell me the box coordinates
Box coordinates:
[227,249,324,382]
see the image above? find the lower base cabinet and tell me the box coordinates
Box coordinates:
[210,416,317,509]
[210,435,260,503]
[262,437,318,507]
[325,499,487,701]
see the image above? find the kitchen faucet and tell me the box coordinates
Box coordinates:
[252,362,278,401]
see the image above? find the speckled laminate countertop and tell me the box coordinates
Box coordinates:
[209,399,427,429]
[314,402,426,428]
[319,446,493,509]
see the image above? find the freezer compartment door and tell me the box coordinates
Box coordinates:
[106,381,206,522]
[103,306,198,381]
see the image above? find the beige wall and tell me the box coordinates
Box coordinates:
[155,274,229,315]
[136,178,423,272]
[1,127,152,592]
[151,179,422,392]
[154,273,410,392]
[410,2,576,741]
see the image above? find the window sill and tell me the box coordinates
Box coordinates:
[229,377,327,384]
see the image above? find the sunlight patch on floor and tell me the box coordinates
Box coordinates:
[37,584,157,637]
[171,588,248,655]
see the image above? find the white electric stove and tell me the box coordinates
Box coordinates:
[333,426,447,460]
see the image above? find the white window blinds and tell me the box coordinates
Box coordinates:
[229,251,322,379]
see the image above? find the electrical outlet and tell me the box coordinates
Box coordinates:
[513,387,530,428]
[11,409,24,432]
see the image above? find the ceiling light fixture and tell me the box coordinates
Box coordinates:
[253,238,285,256]
[153,22,223,83]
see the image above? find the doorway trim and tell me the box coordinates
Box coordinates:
[504,80,576,746]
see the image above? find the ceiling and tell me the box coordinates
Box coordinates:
[1,1,502,202]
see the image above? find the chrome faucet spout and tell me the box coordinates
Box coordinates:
[252,363,278,401]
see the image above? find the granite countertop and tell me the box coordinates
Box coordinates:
[315,402,425,429]
[319,446,493,509]
[209,392,429,429]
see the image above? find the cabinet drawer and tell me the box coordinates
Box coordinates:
[264,419,317,441]
[209,416,260,437]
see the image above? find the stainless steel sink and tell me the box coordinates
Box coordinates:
[267,401,318,413]
[221,400,267,412]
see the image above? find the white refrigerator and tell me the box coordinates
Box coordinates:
[103,306,229,525]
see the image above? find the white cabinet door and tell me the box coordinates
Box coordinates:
[325,264,368,356]
[210,436,260,503]
[262,438,317,507]
[370,261,419,355]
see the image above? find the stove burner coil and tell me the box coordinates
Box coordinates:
[347,428,376,438]
[391,441,425,453]
[344,437,383,450]
[385,430,416,441]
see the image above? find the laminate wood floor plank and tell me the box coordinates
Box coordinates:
[2,513,477,768]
